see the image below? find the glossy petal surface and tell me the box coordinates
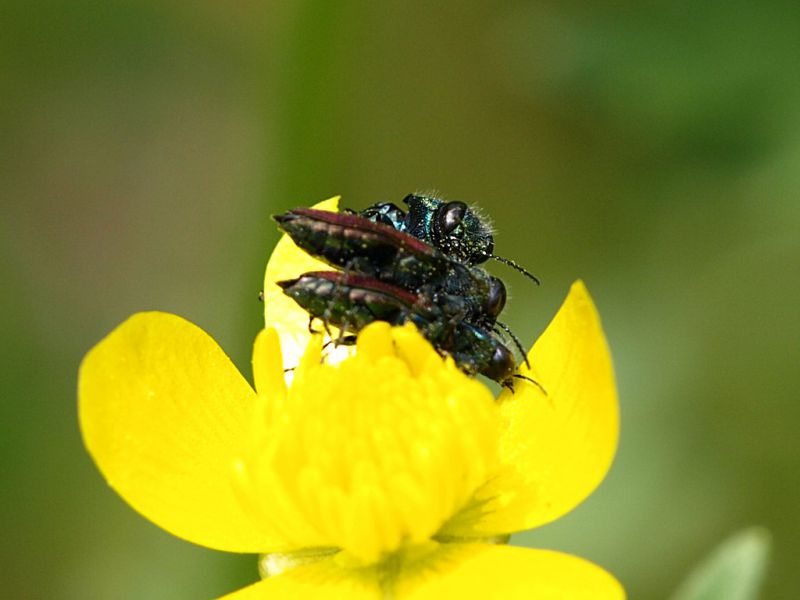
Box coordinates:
[79,312,272,552]
[398,544,625,600]
[446,281,619,535]
[252,327,287,399]
[263,197,349,371]
[218,557,380,600]
[219,544,623,600]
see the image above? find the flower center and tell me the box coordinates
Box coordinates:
[235,323,500,564]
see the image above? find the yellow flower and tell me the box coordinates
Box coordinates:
[79,197,624,599]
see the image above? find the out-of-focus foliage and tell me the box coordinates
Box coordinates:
[669,528,771,600]
[1,1,798,599]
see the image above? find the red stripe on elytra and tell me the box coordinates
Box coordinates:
[289,208,438,257]
[301,270,420,306]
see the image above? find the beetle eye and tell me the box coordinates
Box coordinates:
[486,277,506,317]
[485,343,515,382]
[436,201,467,236]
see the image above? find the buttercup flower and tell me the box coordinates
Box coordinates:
[79,197,623,598]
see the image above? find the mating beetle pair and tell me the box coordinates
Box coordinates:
[273,194,540,391]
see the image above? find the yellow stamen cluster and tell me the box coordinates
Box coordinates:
[234,322,499,564]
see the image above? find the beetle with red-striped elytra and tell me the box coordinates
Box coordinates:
[272,195,542,391]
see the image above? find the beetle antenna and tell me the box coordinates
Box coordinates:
[512,374,547,395]
[494,320,531,369]
[490,255,540,285]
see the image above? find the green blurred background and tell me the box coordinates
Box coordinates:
[2,2,798,598]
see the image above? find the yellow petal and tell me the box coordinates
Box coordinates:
[220,544,623,600]
[263,196,352,371]
[217,557,381,599]
[446,281,619,535]
[79,312,276,552]
[397,544,625,600]
[220,543,625,600]
[252,327,286,399]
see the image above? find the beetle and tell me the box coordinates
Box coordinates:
[272,200,543,390]
[273,208,507,332]
[358,194,540,284]
[278,271,524,388]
